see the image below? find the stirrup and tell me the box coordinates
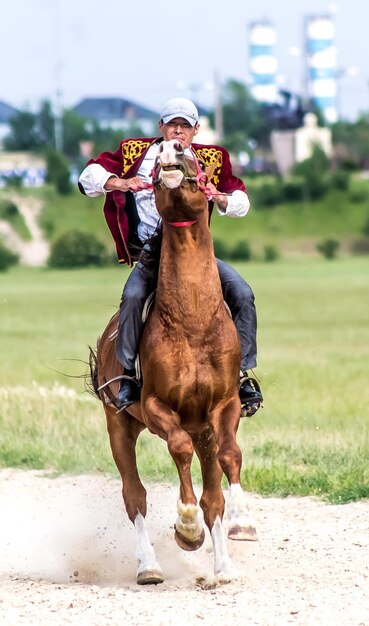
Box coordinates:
[239,374,262,395]
[115,375,141,413]
[97,374,141,412]
[239,374,263,418]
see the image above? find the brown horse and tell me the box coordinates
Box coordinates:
[91,140,257,585]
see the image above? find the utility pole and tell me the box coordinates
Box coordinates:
[54,0,63,152]
[214,70,223,142]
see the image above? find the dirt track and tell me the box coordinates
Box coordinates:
[0,469,368,626]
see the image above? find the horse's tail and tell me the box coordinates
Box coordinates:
[87,344,101,400]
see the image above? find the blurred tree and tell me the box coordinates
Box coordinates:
[37,100,55,147]
[216,79,266,153]
[332,114,369,169]
[2,101,149,174]
[4,110,41,150]
[61,109,90,158]
[46,149,72,194]
[86,120,137,155]
[292,145,330,199]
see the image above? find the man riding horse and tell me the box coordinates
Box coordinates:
[78,97,263,415]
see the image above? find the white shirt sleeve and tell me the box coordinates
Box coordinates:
[215,189,250,218]
[78,163,118,197]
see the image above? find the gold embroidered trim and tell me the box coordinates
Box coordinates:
[194,147,223,185]
[122,139,152,175]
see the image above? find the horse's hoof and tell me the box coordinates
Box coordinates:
[228,525,258,541]
[137,569,164,585]
[174,527,205,551]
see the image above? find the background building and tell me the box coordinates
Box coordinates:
[271,112,332,175]
[72,97,158,134]
[305,13,337,124]
[248,20,278,104]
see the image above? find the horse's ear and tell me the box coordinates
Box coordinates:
[205,162,217,182]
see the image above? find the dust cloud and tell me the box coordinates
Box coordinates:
[1,470,368,626]
[0,469,215,585]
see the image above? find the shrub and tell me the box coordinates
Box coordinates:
[0,241,19,271]
[293,146,330,200]
[0,200,19,218]
[48,230,109,268]
[316,238,340,259]
[349,187,368,203]
[229,240,252,261]
[213,238,230,260]
[330,169,350,191]
[293,145,330,179]
[304,175,330,200]
[251,181,283,208]
[281,177,305,202]
[263,244,279,262]
[338,157,359,172]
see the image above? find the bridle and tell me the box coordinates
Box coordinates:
[136,143,227,228]
[150,142,214,201]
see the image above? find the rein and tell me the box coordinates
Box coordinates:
[138,144,228,210]
[149,145,218,201]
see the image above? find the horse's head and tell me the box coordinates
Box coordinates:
[155,140,198,189]
[153,140,209,225]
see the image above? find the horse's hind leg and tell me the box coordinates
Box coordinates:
[192,429,234,579]
[105,406,164,584]
[210,399,258,542]
[142,395,204,551]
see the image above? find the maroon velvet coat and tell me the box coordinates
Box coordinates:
[79,137,246,265]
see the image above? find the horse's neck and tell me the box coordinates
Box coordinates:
[155,216,222,320]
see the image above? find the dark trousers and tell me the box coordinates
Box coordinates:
[116,257,257,373]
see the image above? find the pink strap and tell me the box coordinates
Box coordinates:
[167,220,197,228]
[132,181,153,192]
[137,144,227,203]
[189,147,228,202]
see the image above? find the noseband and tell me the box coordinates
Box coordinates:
[151,144,213,201]
[137,144,221,228]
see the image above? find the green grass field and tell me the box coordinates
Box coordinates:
[6,180,369,259]
[1,258,368,502]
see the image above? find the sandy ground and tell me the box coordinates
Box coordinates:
[0,195,49,266]
[0,469,368,626]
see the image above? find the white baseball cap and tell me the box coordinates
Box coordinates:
[160,97,199,127]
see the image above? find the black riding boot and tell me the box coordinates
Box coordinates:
[239,373,263,416]
[116,369,140,410]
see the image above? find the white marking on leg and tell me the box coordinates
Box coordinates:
[176,499,203,542]
[134,513,162,576]
[211,515,234,579]
[228,483,257,533]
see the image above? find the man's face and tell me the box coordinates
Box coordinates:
[159,117,199,145]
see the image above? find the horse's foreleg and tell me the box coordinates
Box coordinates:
[211,399,258,542]
[143,395,204,551]
[106,408,147,519]
[134,513,164,585]
[105,407,163,584]
[192,429,234,579]
[227,483,257,541]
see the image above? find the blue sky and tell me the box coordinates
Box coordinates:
[1,0,366,120]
